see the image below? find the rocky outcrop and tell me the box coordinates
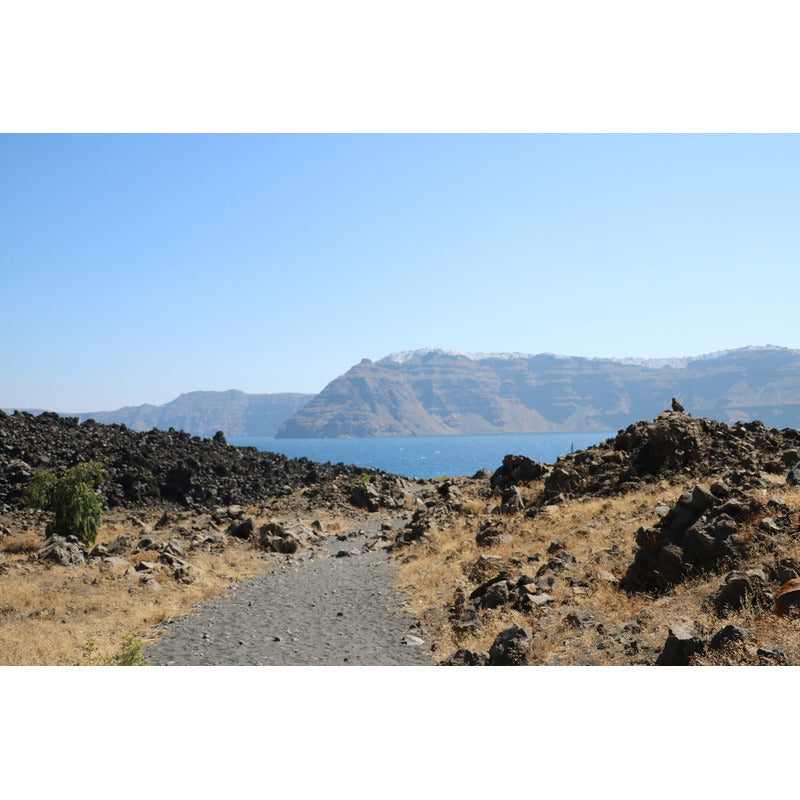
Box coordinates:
[540,411,800,501]
[490,455,548,492]
[620,482,757,592]
[38,534,87,565]
[276,346,800,438]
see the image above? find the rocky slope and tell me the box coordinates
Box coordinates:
[388,409,800,665]
[0,409,408,514]
[73,390,314,437]
[276,345,800,437]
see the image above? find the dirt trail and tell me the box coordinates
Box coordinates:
[143,518,434,666]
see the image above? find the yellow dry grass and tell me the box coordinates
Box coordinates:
[0,507,287,665]
[395,474,800,665]
[0,492,373,666]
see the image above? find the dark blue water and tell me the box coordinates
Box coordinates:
[229,431,616,480]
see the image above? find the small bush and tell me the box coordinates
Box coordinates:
[106,633,148,666]
[82,633,148,666]
[26,462,107,546]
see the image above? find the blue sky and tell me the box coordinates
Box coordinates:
[2,133,800,411]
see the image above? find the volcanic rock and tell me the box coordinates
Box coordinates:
[488,624,533,666]
[655,621,705,666]
[0,410,391,511]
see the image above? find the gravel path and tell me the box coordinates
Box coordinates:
[144,519,434,666]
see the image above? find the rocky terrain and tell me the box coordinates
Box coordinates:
[389,409,800,665]
[276,345,800,437]
[0,409,407,514]
[5,405,800,666]
[0,409,428,666]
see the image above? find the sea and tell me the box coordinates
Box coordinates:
[228,431,617,480]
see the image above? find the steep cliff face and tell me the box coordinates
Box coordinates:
[76,390,314,437]
[276,346,800,438]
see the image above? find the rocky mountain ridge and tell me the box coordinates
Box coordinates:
[277,345,800,438]
[4,390,314,439]
[78,390,314,438]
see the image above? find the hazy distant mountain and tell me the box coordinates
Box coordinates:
[75,390,314,437]
[275,346,800,438]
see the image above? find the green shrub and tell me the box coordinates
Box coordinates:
[26,462,107,545]
[109,633,148,666]
[81,633,148,666]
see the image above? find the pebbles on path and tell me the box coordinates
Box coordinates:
[144,520,433,666]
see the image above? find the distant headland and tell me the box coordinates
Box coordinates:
[6,346,800,439]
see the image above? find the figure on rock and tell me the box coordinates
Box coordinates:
[671,397,685,413]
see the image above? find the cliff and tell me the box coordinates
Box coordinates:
[276,346,800,438]
[75,390,314,438]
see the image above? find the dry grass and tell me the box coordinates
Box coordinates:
[6,468,800,666]
[1,530,42,554]
[395,474,800,665]
[0,505,320,666]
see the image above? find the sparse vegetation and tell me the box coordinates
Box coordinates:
[0,530,41,554]
[0,504,283,665]
[82,633,148,666]
[26,462,107,545]
[394,473,800,665]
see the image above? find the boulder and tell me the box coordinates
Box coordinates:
[0,408,390,513]
[655,622,704,666]
[38,535,87,566]
[173,560,204,584]
[479,581,511,609]
[469,575,509,605]
[488,624,533,666]
[227,516,256,540]
[708,625,749,650]
[490,454,548,492]
[475,519,510,547]
[712,570,773,614]
[543,465,582,499]
[622,483,763,594]
[349,481,381,512]
[258,521,301,554]
[393,509,431,547]
[775,577,800,616]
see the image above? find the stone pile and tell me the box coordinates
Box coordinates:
[0,410,401,512]
[621,480,795,593]
[539,411,800,501]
